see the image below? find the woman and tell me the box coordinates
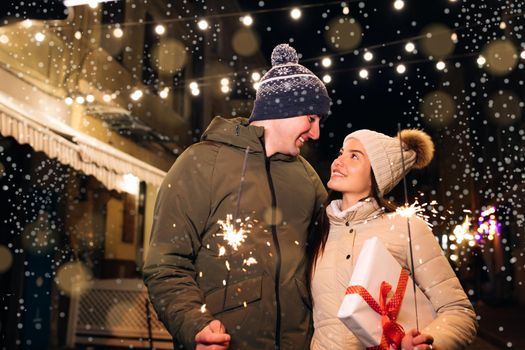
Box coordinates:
[309,129,477,350]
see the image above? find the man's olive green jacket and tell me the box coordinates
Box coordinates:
[143,117,327,349]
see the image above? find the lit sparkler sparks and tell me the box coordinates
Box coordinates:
[216,214,251,251]
[394,200,434,227]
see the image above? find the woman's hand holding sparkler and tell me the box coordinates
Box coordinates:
[401,328,434,350]
[195,320,230,350]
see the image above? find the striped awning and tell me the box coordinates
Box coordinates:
[0,103,167,192]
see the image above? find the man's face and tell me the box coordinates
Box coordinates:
[270,115,321,156]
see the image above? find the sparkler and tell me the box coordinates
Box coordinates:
[398,123,420,332]
[217,214,249,251]
[395,200,435,228]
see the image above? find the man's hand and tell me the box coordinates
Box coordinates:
[401,328,434,350]
[195,320,231,350]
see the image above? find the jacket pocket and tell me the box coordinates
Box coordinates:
[204,275,263,315]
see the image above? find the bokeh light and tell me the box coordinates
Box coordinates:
[232,28,260,57]
[420,90,456,128]
[151,39,187,74]
[325,16,362,52]
[0,245,13,273]
[481,40,518,76]
[420,23,455,59]
[55,261,94,296]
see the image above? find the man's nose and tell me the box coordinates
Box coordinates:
[308,119,320,140]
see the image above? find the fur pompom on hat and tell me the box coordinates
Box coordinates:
[249,43,331,122]
[343,129,434,196]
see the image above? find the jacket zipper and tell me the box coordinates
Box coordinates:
[265,156,282,350]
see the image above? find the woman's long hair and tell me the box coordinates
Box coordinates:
[307,172,396,288]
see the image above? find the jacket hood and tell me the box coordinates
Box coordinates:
[201,116,265,153]
[201,116,295,161]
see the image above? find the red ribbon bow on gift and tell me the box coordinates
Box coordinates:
[345,269,410,350]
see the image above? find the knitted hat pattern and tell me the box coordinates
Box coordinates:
[249,43,331,121]
[343,129,435,196]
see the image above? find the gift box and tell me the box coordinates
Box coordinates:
[337,236,436,350]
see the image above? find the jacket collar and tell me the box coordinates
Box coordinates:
[200,116,295,161]
[327,197,383,225]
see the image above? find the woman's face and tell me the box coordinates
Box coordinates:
[327,138,372,197]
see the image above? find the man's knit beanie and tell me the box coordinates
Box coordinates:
[249,43,331,122]
[344,129,435,196]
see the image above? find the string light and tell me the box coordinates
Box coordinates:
[130,89,143,101]
[241,15,253,26]
[322,74,332,84]
[321,57,332,67]
[102,94,112,102]
[342,6,350,15]
[75,96,85,104]
[34,32,46,42]
[436,61,446,70]
[393,0,405,10]
[21,20,33,28]
[64,97,73,105]
[85,94,95,103]
[359,69,369,79]
[113,27,123,38]
[251,72,261,81]
[477,55,486,66]
[520,50,525,60]
[159,87,169,99]
[396,64,406,74]
[405,42,415,53]
[220,78,230,94]
[155,24,166,35]
[197,19,209,30]
[88,0,99,9]
[0,35,9,44]
[363,52,374,61]
[189,81,200,96]
[253,82,260,90]
[189,81,199,90]
[450,32,458,43]
[290,8,302,20]
[74,31,82,40]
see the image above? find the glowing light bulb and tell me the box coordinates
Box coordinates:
[322,74,332,84]
[290,8,302,20]
[396,64,406,74]
[241,15,253,26]
[34,32,46,42]
[198,19,209,30]
[130,90,143,101]
[393,0,405,10]
[363,52,373,61]
[159,87,169,99]
[359,69,369,79]
[155,24,166,35]
[321,57,332,67]
[477,55,486,66]
[405,42,415,52]
[113,28,123,38]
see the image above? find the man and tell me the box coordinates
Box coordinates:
[143,43,331,350]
